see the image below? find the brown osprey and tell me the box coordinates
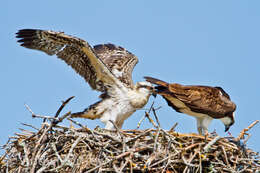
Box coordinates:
[144,76,236,135]
[16,29,154,129]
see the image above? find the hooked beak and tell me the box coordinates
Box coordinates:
[150,87,157,97]
[225,125,231,132]
[152,92,157,98]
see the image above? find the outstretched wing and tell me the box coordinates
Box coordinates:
[94,44,138,88]
[16,29,119,92]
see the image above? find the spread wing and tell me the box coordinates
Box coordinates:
[94,44,138,88]
[16,29,127,92]
[145,76,236,117]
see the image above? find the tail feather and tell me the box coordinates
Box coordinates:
[144,76,169,87]
[71,100,105,120]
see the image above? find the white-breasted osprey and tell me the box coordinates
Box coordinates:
[16,29,154,129]
[145,76,236,135]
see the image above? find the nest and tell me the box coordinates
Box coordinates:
[1,97,259,173]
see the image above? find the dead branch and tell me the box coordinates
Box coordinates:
[55,96,75,118]
[237,120,259,140]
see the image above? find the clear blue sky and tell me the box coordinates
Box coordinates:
[1,1,259,152]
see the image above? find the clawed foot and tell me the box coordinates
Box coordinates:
[198,127,212,139]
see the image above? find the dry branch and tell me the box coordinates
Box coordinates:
[237,120,259,140]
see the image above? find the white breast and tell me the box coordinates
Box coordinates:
[99,93,136,129]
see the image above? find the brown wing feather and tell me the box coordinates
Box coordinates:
[94,44,138,88]
[16,29,117,92]
[145,76,236,118]
[168,84,236,118]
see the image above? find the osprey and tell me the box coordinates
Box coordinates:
[16,29,154,129]
[145,76,236,135]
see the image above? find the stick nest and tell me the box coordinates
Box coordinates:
[0,97,259,172]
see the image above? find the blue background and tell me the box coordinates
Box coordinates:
[1,1,259,153]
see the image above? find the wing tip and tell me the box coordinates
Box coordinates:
[16,29,40,46]
[16,29,38,36]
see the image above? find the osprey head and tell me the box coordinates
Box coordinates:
[135,81,155,97]
[220,112,235,132]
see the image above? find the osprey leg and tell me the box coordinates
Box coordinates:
[196,117,213,135]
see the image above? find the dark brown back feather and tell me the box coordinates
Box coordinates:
[94,44,138,87]
[145,76,236,118]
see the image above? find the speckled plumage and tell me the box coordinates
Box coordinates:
[16,29,153,129]
[145,76,236,134]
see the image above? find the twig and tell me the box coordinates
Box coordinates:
[146,153,157,167]
[150,152,179,168]
[53,125,70,131]
[136,101,155,129]
[184,143,201,151]
[109,120,126,152]
[92,131,121,143]
[30,144,45,173]
[115,146,150,159]
[86,159,113,173]
[126,129,153,144]
[41,96,74,123]
[25,104,57,121]
[55,96,75,118]
[243,134,251,144]
[182,155,199,168]
[221,146,230,168]
[203,136,221,152]
[51,143,63,163]
[52,111,71,125]
[170,122,178,132]
[25,102,72,127]
[18,128,35,135]
[112,164,121,173]
[119,158,129,172]
[20,123,39,131]
[29,111,71,173]
[20,142,30,167]
[199,145,202,173]
[153,128,161,151]
[237,120,259,140]
[48,136,82,172]
[152,107,161,128]
[136,114,146,129]
[63,136,82,165]
[35,160,57,173]
[183,151,199,173]
[86,146,149,173]
[67,118,86,128]
[145,112,158,128]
